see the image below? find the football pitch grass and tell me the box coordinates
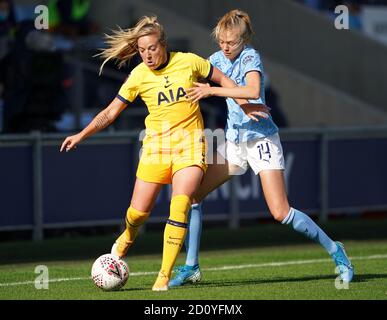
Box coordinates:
[0,218,387,300]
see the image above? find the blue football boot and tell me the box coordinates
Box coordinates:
[331,241,354,283]
[169,264,202,288]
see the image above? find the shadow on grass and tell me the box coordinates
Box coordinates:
[117,287,149,292]
[171,273,387,289]
[92,273,387,295]
[350,273,387,283]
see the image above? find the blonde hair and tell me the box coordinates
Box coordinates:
[98,16,166,74]
[212,9,254,45]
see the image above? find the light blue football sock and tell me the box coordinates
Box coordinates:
[282,207,337,255]
[184,203,202,266]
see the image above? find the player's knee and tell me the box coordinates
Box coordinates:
[270,206,290,222]
[126,206,150,228]
[169,194,191,223]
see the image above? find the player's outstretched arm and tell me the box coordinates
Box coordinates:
[60,97,127,152]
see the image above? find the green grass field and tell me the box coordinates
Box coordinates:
[0,219,387,300]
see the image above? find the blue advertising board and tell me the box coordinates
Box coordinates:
[1,137,386,228]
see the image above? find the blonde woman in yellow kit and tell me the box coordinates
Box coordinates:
[60,16,268,291]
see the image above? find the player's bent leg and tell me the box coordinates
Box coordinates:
[282,208,354,282]
[111,206,150,258]
[112,178,161,258]
[260,169,354,282]
[260,170,331,246]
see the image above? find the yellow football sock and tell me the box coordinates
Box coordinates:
[160,194,191,278]
[115,206,149,256]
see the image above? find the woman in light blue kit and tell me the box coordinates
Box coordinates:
[170,9,354,287]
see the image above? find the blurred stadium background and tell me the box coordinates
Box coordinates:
[0,0,386,250]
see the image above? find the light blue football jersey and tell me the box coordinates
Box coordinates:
[209,45,278,143]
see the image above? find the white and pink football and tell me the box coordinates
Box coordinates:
[91,254,129,291]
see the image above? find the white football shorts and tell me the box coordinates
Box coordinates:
[217,133,285,175]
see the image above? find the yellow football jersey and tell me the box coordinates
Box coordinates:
[117,52,212,143]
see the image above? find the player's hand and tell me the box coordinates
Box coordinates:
[60,133,82,152]
[240,103,271,122]
[186,82,212,103]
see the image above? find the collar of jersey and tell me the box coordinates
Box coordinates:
[155,51,171,71]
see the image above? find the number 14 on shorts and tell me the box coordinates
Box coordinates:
[257,142,272,162]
